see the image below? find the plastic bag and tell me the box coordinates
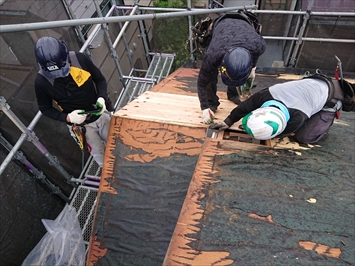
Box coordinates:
[22,204,86,266]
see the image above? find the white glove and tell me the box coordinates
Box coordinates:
[202,108,215,124]
[92,97,106,116]
[209,121,229,131]
[249,66,256,80]
[245,67,256,90]
[68,109,87,124]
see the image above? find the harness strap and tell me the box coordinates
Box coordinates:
[72,125,87,151]
[303,74,344,108]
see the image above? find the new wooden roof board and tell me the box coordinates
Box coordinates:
[87,68,355,265]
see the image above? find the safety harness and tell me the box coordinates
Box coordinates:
[38,52,99,152]
[190,9,262,50]
[302,70,354,111]
[72,124,90,152]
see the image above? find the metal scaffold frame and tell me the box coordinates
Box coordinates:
[1,0,354,261]
[0,3,259,192]
[0,0,353,205]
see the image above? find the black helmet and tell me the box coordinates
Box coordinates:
[220,47,252,87]
[34,36,70,79]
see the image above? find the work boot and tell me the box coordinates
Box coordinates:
[228,96,241,105]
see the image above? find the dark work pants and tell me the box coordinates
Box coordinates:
[207,69,239,108]
[294,110,336,144]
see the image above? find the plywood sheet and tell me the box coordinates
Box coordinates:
[114,91,243,131]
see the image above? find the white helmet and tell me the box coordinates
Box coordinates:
[242,101,290,140]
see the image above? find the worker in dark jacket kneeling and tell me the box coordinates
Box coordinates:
[209,75,355,144]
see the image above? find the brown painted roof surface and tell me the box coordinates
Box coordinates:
[87,68,355,266]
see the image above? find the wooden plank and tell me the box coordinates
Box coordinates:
[114,91,242,130]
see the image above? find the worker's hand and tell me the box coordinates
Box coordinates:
[92,97,106,116]
[245,67,256,89]
[202,108,215,124]
[68,109,87,124]
[249,66,256,80]
[209,121,229,131]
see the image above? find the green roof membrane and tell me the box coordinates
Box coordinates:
[188,112,354,265]
[90,121,206,265]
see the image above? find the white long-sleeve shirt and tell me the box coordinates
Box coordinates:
[269,79,328,118]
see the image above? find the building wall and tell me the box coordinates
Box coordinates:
[256,0,355,72]
[0,2,82,265]
[296,0,355,72]
[0,1,153,263]
[0,0,153,185]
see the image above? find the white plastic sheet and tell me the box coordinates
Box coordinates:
[22,204,86,266]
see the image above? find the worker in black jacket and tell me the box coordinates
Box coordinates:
[198,14,266,124]
[209,76,354,143]
[34,36,112,167]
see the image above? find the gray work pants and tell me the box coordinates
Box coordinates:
[294,110,336,144]
[68,111,111,167]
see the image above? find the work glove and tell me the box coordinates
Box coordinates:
[249,66,256,80]
[209,121,229,131]
[202,108,215,124]
[92,97,106,116]
[68,109,87,124]
[245,67,256,90]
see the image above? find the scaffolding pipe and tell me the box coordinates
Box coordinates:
[112,5,139,48]
[79,3,116,53]
[289,0,314,67]
[107,6,355,17]
[0,133,69,201]
[122,76,157,82]
[187,0,195,62]
[92,2,127,96]
[282,0,298,52]
[254,10,355,16]
[0,5,257,33]
[1,6,353,34]
[111,2,135,69]
[263,36,355,43]
[285,14,302,67]
[135,7,152,65]
[0,97,75,183]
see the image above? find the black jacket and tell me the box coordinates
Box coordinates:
[34,52,107,123]
[197,17,266,110]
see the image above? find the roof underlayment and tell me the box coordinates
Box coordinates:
[87,68,355,265]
